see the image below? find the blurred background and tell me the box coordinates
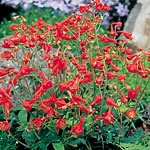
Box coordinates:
[0,0,137,38]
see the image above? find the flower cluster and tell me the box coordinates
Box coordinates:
[0,1,148,146]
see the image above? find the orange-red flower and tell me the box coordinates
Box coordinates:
[128,85,141,100]
[72,115,84,135]
[0,67,14,77]
[56,119,66,129]
[48,55,67,76]
[0,51,15,60]
[106,97,119,108]
[32,118,43,128]
[124,109,136,119]
[0,121,10,131]
[90,96,102,106]
[98,35,116,44]
[96,73,103,86]
[120,91,128,103]
[94,108,114,124]
[34,72,53,99]
[107,72,116,80]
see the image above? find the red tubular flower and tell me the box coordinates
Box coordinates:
[107,72,116,80]
[10,24,20,31]
[34,72,53,99]
[124,109,136,119]
[48,55,67,76]
[0,86,12,101]
[96,73,103,86]
[13,65,38,84]
[3,102,12,118]
[128,85,141,100]
[116,74,126,81]
[98,35,116,44]
[72,115,84,135]
[22,99,37,111]
[56,119,66,129]
[120,91,128,103]
[2,39,15,48]
[125,60,137,73]
[110,22,122,37]
[106,97,119,108]
[111,22,122,28]
[59,76,80,94]
[41,94,56,105]
[102,3,110,11]
[94,108,114,124]
[80,41,87,47]
[0,121,10,131]
[125,49,133,55]
[117,31,132,40]
[111,63,120,72]
[23,52,31,65]
[105,56,112,64]
[0,67,14,77]
[32,118,43,128]
[70,95,88,105]
[56,98,67,108]
[90,56,104,69]
[102,45,112,52]
[90,96,102,106]
[81,53,90,60]
[0,51,15,60]
[40,102,55,116]
[43,43,52,53]
[79,71,92,84]
[34,18,46,30]
[79,4,92,13]
[110,26,117,37]
[77,104,93,114]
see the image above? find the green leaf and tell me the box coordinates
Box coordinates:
[85,115,93,129]
[121,136,137,143]
[80,138,86,145]
[52,143,64,150]
[12,104,22,111]
[18,108,27,125]
[22,130,38,142]
[38,142,47,150]
[135,129,143,139]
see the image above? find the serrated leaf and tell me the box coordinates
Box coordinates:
[18,108,27,125]
[52,143,64,150]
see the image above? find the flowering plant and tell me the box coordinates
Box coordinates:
[0,0,149,149]
[1,0,137,26]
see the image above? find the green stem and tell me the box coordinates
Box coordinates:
[8,131,30,149]
[135,77,150,110]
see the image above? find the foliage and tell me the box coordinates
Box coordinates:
[0,0,150,149]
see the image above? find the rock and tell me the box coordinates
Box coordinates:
[124,0,150,51]
[124,3,142,33]
[143,104,150,129]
